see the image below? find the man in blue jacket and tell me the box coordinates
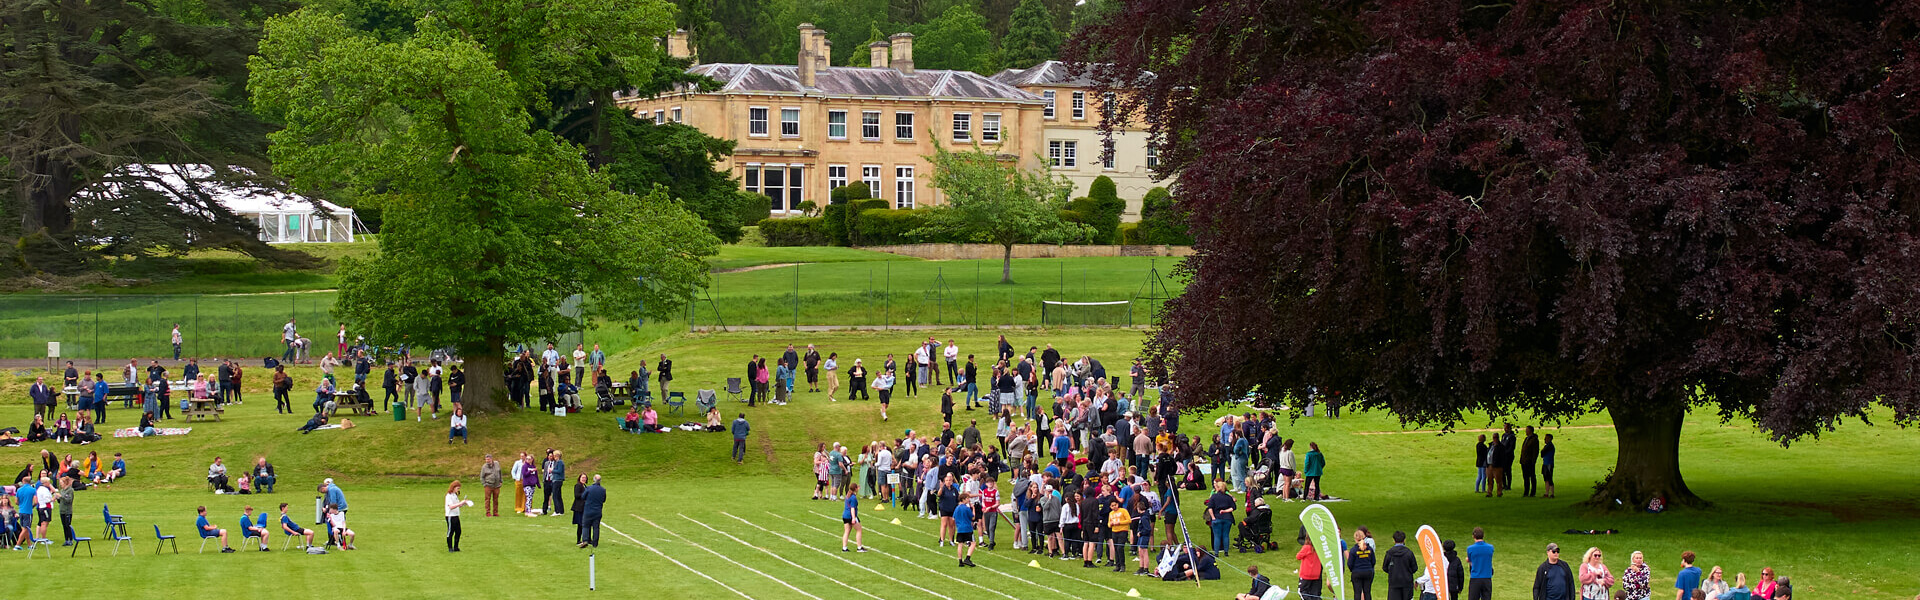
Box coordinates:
[576,475,605,548]
[731,414,750,464]
[323,479,347,513]
[1468,527,1496,600]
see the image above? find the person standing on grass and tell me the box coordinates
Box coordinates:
[1383,530,1419,600]
[823,353,840,400]
[197,505,235,553]
[442,480,472,551]
[572,474,589,544]
[171,324,184,360]
[944,339,959,386]
[873,369,896,422]
[1673,551,1703,600]
[1105,498,1130,573]
[282,318,298,363]
[1520,425,1541,497]
[1580,547,1615,600]
[449,364,465,407]
[731,414,750,464]
[577,474,605,548]
[519,453,539,516]
[655,353,673,398]
[953,490,978,567]
[1542,433,1557,498]
[55,477,74,546]
[543,450,566,516]
[842,482,868,552]
[804,344,822,393]
[1468,527,1495,600]
[1534,543,1575,600]
[1475,434,1490,493]
[1204,480,1234,556]
[963,354,979,410]
[1349,527,1379,600]
[480,454,502,517]
[90,373,108,425]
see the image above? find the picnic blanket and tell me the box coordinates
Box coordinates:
[114,427,192,438]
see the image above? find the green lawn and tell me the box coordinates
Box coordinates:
[0,329,1913,599]
[706,245,909,271]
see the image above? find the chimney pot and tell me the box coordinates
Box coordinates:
[797,24,819,88]
[869,41,889,69]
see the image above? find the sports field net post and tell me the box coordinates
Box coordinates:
[1040,300,1133,328]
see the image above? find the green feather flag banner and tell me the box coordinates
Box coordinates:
[1299,503,1346,600]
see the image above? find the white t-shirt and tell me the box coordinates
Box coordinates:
[874,450,894,471]
[914,346,930,365]
[283,322,297,341]
[450,414,467,428]
[945,345,958,360]
[445,492,467,517]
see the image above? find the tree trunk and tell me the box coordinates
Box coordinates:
[459,337,511,414]
[1587,399,1704,510]
[1001,243,1015,284]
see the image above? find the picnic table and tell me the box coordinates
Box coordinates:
[332,391,376,415]
[183,397,223,422]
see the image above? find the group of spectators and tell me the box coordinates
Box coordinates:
[0,451,125,549]
[470,453,606,549]
[1476,423,1558,498]
[504,342,609,413]
[1532,547,1795,600]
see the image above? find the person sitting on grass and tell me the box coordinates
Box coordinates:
[52,413,71,444]
[298,412,328,434]
[622,406,641,433]
[705,408,725,432]
[641,405,660,433]
[196,505,234,553]
[279,503,313,549]
[1163,544,1221,581]
[241,506,270,551]
[449,404,468,444]
[1236,565,1273,600]
[138,412,158,437]
[235,474,252,495]
[108,453,126,482]
[71,413,99,444]
[26,415,49,442]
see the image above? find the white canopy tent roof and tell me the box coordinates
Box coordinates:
[101,164,363,243]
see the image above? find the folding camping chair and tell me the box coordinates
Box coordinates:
[665,392,687,416]
[696,389,718,415]
[725,378,744,403]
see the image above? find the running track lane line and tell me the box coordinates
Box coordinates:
[762,511,1075,600]
[602,522,755,600]
[791,511,1082,600]
[664,514,889,600]
[825,509,1154,599]
[633,513,826,600]
[724,511,1002,600]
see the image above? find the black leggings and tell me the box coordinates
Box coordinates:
[1352,572,1375,600]
[274,388,291,413]
[446,516,461,550]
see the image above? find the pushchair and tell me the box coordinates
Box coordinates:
[1234,500,1274,553]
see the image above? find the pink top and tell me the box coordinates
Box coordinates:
[192,380,209,399]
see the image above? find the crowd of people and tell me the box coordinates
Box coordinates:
[470,452,607,550]
[1476,423,1558,498]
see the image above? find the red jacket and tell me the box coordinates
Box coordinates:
[1298,544,1323,580]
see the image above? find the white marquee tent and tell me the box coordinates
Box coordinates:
[101,164,364,244]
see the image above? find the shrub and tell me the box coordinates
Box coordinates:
[757,217,831,247]
[821,204,849,246]
[1118,222,1143,245]
[852,208,934,245]
[1137,186,1192,245]
[847,198,892,245]
[1070,175,1129,244]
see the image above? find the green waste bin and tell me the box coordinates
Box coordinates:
[393,402,406,421]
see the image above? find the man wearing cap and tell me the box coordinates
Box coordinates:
[1533,542,1574,600]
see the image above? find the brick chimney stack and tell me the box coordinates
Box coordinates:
[666,29,693,63]
[797,23,819,87]
[868,41,889,69]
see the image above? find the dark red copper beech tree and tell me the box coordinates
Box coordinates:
[1073,0,1920,507]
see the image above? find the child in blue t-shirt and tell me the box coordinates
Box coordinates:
[1674,551,1703,598]
[196,506,233,552]
[840,483,866,552]
[953,494,977,568]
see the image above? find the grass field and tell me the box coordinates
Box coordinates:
[2,246,1184,359]
[0,328,1913,599]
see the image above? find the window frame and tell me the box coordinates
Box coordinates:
[827,165,848,192]
[894,111,915,141]
[862,165,883,193]
[861,111,882,141]
[1043,91,1056,119]
[1102,139,1116,170]
[780,107,801,138]
[1049,140,1077,168]
[894,165,915,208]
[827,110,848,140]
[952,112,971,142]
[671,107,683,122]
[982,113,1001,143]
[748,106,769,137]
[1071,92,1086,120]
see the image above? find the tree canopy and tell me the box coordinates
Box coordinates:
[1077,0,1920,507]
[250,1,717,412]
[998,0,1060,71]
[0,0,310,270]
[916,144,1090,283]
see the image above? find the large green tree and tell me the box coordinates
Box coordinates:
[915,145,1090,283]
[250,2,717,413]
[0,0,309,267]
[998,0,1059,70]
[913,5,993,73]
[604,119,765,243]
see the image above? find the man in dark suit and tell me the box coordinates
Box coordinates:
[577,475,605,548]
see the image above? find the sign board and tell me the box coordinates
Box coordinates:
[47,342,59,358]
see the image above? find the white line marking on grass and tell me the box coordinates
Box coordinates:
[603,523,755,600]
[632,514,825,600]
[675,515,891,600]
[792,511,1084,600]
[757,511,1066,600]
[726,511,990,600]
[835,510,1151,599]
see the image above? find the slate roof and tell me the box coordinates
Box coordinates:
[991,60,1153,88]
[662,64,1042,101]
